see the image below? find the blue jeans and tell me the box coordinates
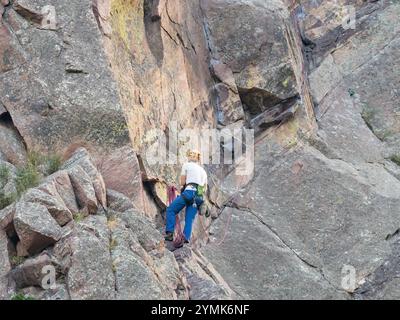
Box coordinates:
[166,189,203,241]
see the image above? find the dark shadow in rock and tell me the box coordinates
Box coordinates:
[144,0,164,68]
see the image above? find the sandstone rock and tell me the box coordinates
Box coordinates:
[202,207,347,299]
[67,165,98,215]
[110,217,171,300]
[20,283,70,300]
[22,187,72,226]
[202,0,297,103]
[92,0,112,37]
[0,20,26,74]
[0,103,6,117]
[0,0,129,155]
[16,241,28,258]
[118,209,163,252]
[10,253,54,289]
[106,189,134,214]
[13,0,44,25]
[0,202,15,230]
[0,120,27,166]
[174,246,235,300]
[62,148,106,209]
[42,170,79,215]
[99,146,142,205]
[0,160,17,199]
[204,139,400,298]
[53,215,115,300]
[102,0,216,189]
[14,201,62,255]
[0,230,11,299]
[355,235,400,300]
[214,82,244,126]
[150,248,184,297]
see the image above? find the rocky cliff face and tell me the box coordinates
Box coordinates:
[0,0,399,300]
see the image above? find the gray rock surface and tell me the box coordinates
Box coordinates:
[14,201,62,255]
[10,252,54,289]
[0,230,10,299]
[53,215,115,300]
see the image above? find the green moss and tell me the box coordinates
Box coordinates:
[111,0,144,50]
[10,256,26,267]
[282,76,291,88]
[11,293,35,300]
[73,212,86,223]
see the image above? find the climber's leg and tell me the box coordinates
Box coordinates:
[183,203,198,241]
[165,195,186,234]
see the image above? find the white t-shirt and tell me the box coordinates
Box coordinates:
[181,162,207,187]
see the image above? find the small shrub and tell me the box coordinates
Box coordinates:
[348,88,356,97]
[73,212,85,223]
[361,106,375,126]
[0,191,17,210]
[391,155,400,166]
[15,164,40,196]
[10,255,26,267]
[0,165,10,186]
[11,293,35,301]
[45,154,63,175]
[27,151,44,168]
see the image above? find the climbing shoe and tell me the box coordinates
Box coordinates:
[165,232,174,242]
[174,238,189,249]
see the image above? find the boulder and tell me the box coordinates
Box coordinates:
[10,253,54,289]
[20,284,70,300]
[52,215,115,300]
[41,170,79,215]
[0,202,15,230]
[0,121,27,166]
[106,189,135,214]
[110,217,172,300]
[22,187,72,226]
[0,229,11,299]
[202,0,297,105]
[14,201,62,255]
[0,160,17,202]
[66,165,98,215]
[117,209,163,252]
[99,146,141,205]
[174,246,235,300]
[62,148,107,209]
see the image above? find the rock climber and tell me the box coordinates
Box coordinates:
[165,149,208,244]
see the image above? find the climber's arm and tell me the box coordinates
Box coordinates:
[180,175,187,187]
